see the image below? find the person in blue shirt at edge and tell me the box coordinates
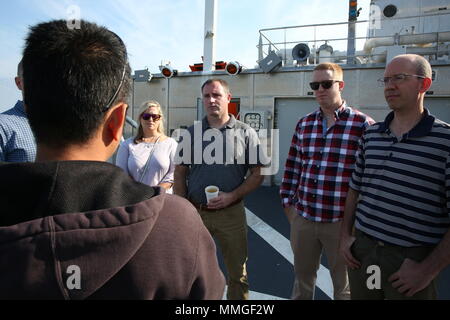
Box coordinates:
[0,59,36,162]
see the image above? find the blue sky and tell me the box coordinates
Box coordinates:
[0,0,370,111]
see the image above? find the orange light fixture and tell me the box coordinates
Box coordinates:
[160,65,178,79]
[225,61,242,75]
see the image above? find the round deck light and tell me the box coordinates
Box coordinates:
[225,61,242,75]
[160,65,178,79]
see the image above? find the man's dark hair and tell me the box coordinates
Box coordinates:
[201,78,230,95]
[22,20,131,148]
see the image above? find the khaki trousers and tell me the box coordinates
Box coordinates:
[290,215,350,300]
[198,201,249,300]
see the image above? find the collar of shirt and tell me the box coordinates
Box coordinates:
[317,100,349,121]
[318,101,349,136]
[203,114,236,131]
[376,108,435,138]
[14,100,27,117]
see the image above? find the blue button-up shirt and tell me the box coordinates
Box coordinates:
[0,100,36,162]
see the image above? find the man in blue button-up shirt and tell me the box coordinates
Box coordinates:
[0,60,36,162]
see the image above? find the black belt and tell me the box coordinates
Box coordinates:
[359,230,414,248]
[357,230,393,247]
[190,199,242,212]
[360,230,434,249]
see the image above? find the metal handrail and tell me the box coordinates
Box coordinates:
[257,19,370,62]
[259,19,369,33]
[262,36,368,47]
[256,11,450,61]
[257,10,450,63]
[258,10,450,33]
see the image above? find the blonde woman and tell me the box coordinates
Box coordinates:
[116,100,177,193]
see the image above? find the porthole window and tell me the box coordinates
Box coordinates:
[383,5,397,18]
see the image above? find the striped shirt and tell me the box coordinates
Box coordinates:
[280,102,374,222]
[0,101,36,162]
[350,109,450,247]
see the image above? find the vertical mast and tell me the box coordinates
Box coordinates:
[203,0,218,73]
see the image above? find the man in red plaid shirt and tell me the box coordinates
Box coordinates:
[280,62,374,300]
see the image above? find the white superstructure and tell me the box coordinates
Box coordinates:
[130,0,450,186]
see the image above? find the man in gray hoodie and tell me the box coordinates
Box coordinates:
[0,19,225,300]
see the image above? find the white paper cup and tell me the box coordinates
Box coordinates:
[205,185,219,203]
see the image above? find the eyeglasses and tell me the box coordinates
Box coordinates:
[141,113,161,121]
[309,80,341,91]
[377,74,425,87]
[102,31,128,112]
[101,64,127,112]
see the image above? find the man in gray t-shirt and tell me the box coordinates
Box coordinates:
[174,79,266,300]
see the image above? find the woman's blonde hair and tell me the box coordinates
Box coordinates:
[134,100,165,144]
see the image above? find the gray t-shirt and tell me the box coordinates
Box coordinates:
[176,115,268,204]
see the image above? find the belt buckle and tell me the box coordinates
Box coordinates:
[377,240,385,247]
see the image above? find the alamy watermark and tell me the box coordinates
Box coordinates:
[366,264,381,290]
[66,5,81,30]
[173,123,279,176]
[66,265,81,290]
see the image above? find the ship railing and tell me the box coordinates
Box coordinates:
[257,10,450,66]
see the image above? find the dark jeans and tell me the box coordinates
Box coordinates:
[348,229,437,300]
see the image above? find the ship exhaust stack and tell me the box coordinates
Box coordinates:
[203,0,218,73]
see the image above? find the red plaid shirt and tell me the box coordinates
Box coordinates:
[280,103,374,222]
